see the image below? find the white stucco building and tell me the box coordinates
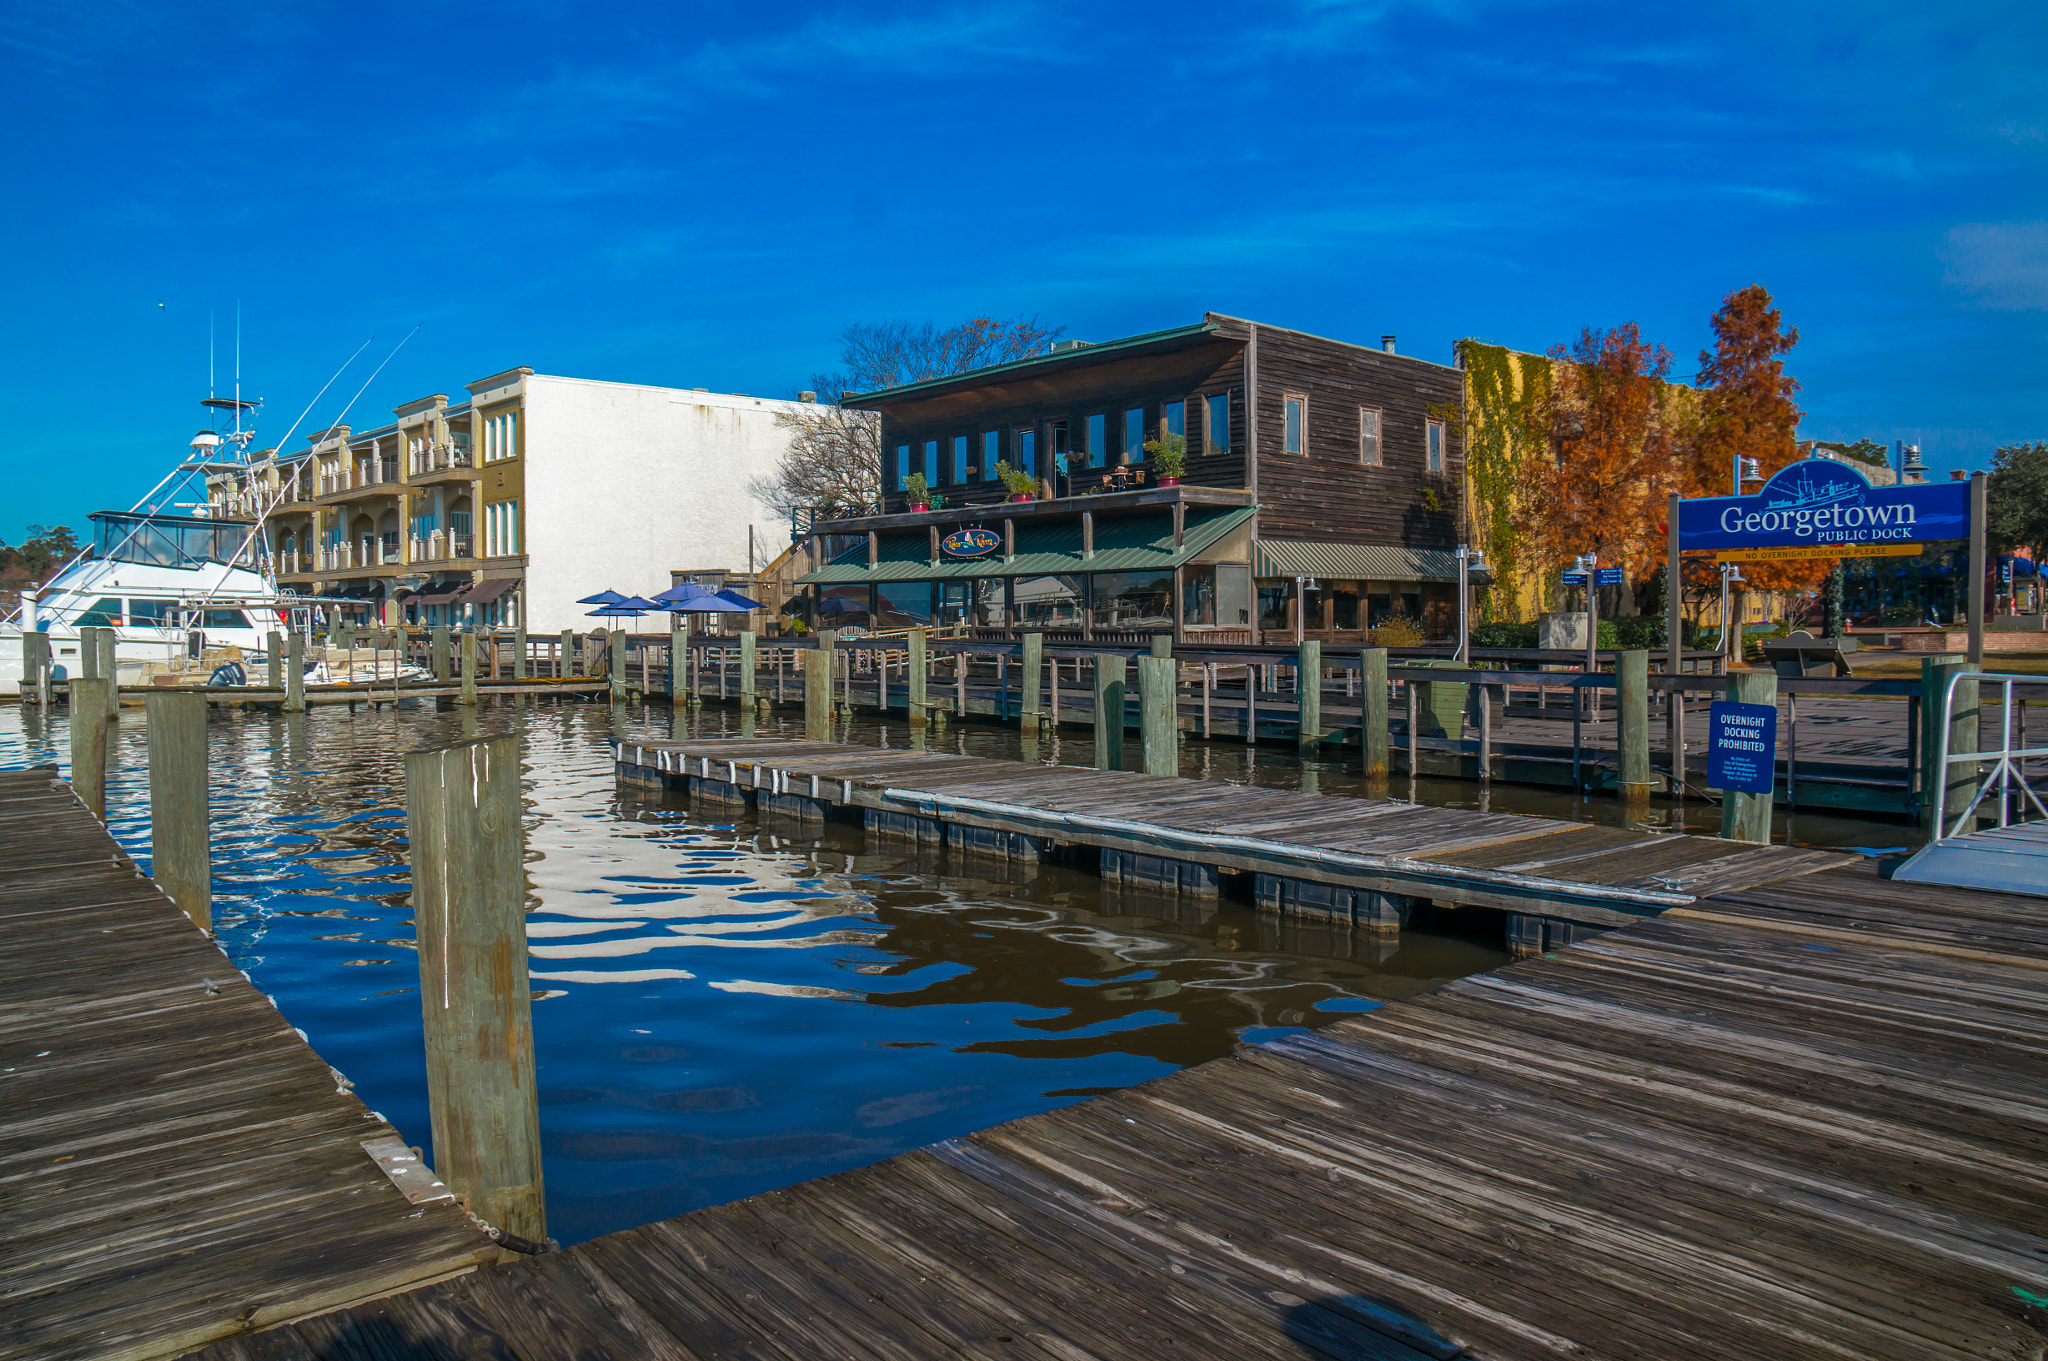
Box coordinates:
[222,367,838,632]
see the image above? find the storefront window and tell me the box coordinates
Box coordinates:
[1367,592,1393,627]
[875,581,931,630]
[1257,580,1293,632]
[1014,574,1082,627]
[820,584,873,629]
[1181,564,1215,626]
[937,579,1004,627]
[1331,580,1361,630]
[1091,571,1173,628]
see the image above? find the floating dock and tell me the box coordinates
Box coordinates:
[190,755,2048,1359]
[0,768,497,1361]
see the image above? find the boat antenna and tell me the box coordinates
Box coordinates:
[323,323,421,439]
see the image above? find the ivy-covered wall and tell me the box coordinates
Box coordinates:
[1455,340,1552,622]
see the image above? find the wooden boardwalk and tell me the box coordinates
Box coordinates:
[189,848,2048,1356]
[615,737,1853,949]
[0,767,498,1361]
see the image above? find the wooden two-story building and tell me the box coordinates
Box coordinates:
[799,313,1470,644]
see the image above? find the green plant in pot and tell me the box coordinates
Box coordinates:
[903,472,931,510]
[996,460,1037,502]
[1142,432,1186,485]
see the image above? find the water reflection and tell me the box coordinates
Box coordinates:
[1,696,1512,1246]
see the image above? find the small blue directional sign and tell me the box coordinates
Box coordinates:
[1560,571,1587,587]
[1707,700,1777,794]
[1594,568,1624,587]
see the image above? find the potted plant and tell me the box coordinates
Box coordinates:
[996,460,1037,503]
[903,472,931,512]
[1143,432,1186,486]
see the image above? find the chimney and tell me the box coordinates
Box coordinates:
[1950,469,1966,481]
[799,391,817,403]
[1381,335,1397,354]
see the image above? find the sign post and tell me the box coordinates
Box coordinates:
[1709,673,1778,843]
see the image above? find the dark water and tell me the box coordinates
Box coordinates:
[2,697,1532,1246]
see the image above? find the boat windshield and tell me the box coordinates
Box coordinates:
[91,512,259,569]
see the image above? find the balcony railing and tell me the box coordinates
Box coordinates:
[269,551,310,575]
[408,531,477,563]
[410,443,474,476]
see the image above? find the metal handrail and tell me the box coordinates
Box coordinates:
[1930,670,2048,839]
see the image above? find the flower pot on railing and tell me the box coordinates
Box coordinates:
[1009,493,1035,503]
[1157,476,1181,486]
[909,503,930,513]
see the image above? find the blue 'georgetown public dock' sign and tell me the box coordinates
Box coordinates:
[1677,458,1968,560]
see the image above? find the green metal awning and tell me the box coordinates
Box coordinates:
[800,506,1256,584]
[1252,540,1477,583]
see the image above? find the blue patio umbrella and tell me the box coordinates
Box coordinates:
[586,596,661,619]
[653,582,718,607]
[711,589,765,610]
[577,589,627,605]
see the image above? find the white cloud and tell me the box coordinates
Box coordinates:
[1940,222,2048,310]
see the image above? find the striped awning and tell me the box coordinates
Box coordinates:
[1252,540,1483,584]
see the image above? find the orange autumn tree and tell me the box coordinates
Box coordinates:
[1692,285,1833,599]
[1519,322,1691,597]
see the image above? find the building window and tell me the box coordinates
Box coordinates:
[1085,413,1106,468]
[1091,571,1173,627]
[983,430,1001,481]
[486,501,520,556]
[483,411,518,463]
[1163,400,1185,441]
[1284,394,1307,454]
[1122,408,1144,464]
[1015,428,1037,479]
[1206,393,1231,455]
[950,435,968,485]
[1356,408,1383,466]
[1427,419,1445,473]
[923,440,938,485]
[894,444,910,490]
[1257,580,1293,632]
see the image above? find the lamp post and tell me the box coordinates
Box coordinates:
[1455,544,1486,664]
[1719,561,1746,665]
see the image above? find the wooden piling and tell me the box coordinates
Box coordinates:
[1020,632,1043,735]
[69,678,110,819]
[1720,670,1777,844]
[1150,635,1173,659]
[1137,655,1175,777]
[285,634,306,713]
[432,625,451,681]
[740,631,758,709]
[804,645,832,740]
[908,629,928,727]
[1296,640,1321,755]
[668,618,686,701]
[513,627,528,680]
[96,628,118,718]
[267,631,283,690]
[403,735,546,1243]
[1920,654,1977,840]
[1093,654,1126,771]
[1617,649,1651,806]
[461,631,478,706]
[145,691,210,930]
[79,624,104,692]
[558,628,575,679]
[608,629,627,699]
[1355,649,1387,779]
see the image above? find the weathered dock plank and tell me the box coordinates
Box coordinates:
[0,767,497,1361]
[191,851,2048,1360]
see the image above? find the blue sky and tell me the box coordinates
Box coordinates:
[2,0,2041,538]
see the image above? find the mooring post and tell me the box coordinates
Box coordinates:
[667,617,684,701]
[431,625,451,682]
[1920,654,1977,840]
[267,631,283,691]
[1150,634,1172,659]
[804,641,832,739]
[1720,670,1778,844]
[285,634,307,713]
[740,630,758,710]
[1361,648,1389,781]
[1093,654,1126,771]
[513,626,528,680]
[1020,632,1044,735]
[1618,648,1651,806]
[555,628,572,678]
[79,624,104,698]
[69,677,111,819]
[1297,639,1322,755]
[96,627,118,718]
[460,630,479,706]
[908,629,928,727]
[145,690,210,930]
[608,629,627,699]
[1137,655,1176,777]
[404,735,546,1243]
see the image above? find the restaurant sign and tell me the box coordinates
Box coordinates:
[1677,458,1967,560]
[941,527,1001,558]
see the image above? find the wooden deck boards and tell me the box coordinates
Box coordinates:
[0,768,497,1361]
[191,858,2048,1361]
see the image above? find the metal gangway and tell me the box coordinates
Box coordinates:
[1892,670,2048,897]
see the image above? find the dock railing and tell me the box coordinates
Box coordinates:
[1929,669,2048,839]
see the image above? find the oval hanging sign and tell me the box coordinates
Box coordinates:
[942,527,1001,558]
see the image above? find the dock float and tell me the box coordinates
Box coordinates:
[614,736,1855,953]
[188,833,2048,1356]
[0,767,498,1361]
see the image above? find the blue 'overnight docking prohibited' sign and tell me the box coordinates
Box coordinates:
[1707,701,1777,794]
